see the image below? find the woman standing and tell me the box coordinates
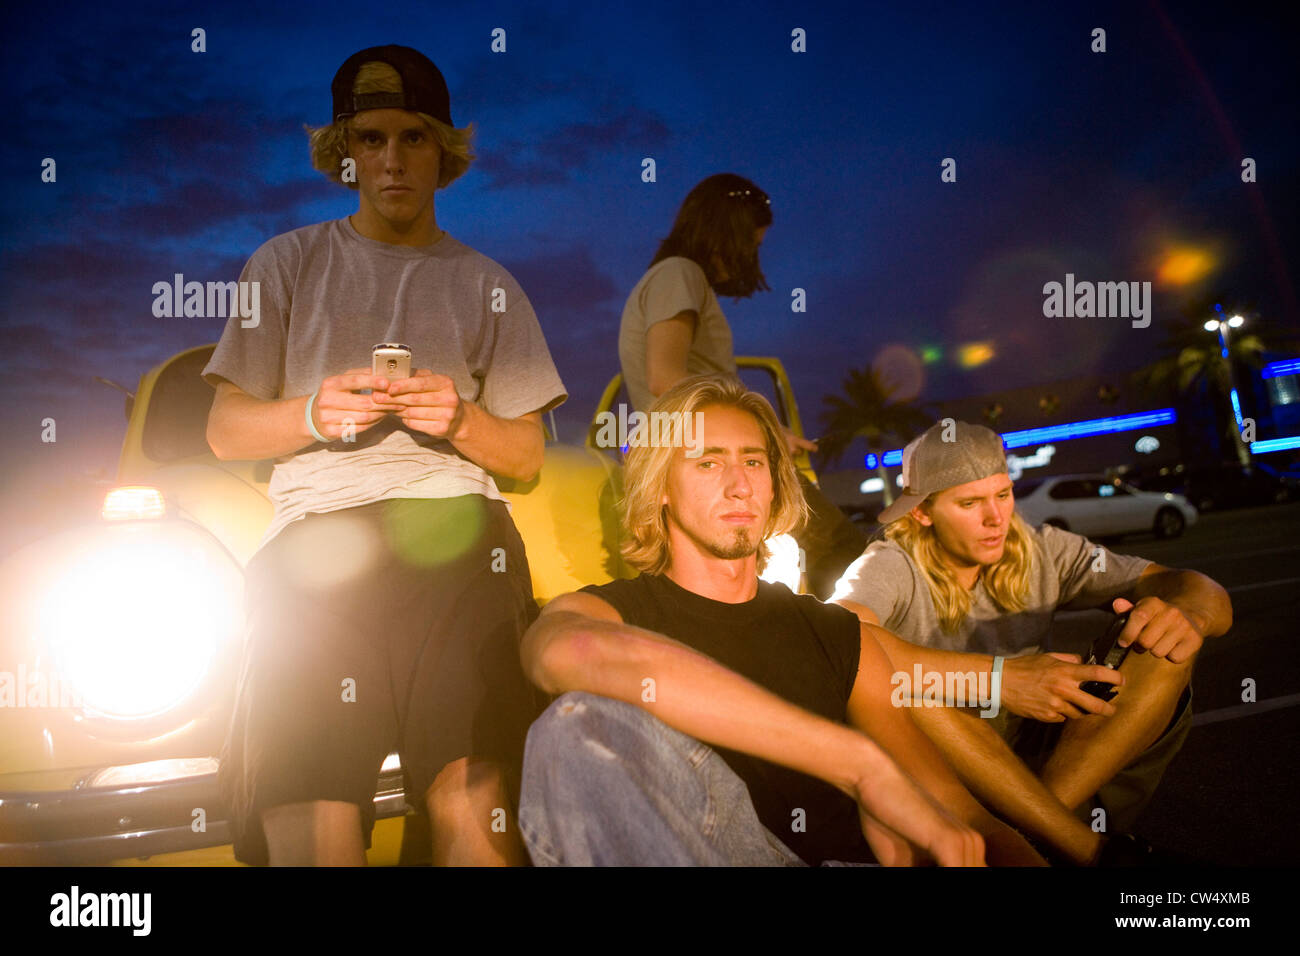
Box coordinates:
[618,172,863,598]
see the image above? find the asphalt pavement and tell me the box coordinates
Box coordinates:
[1106,501,1300,866]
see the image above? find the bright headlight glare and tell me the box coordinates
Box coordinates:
[34,527,241,720]
[759,533,802,592]
[102,486,166,521]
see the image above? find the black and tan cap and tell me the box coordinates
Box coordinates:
[877,421,1008,524]
[331,45,452,125]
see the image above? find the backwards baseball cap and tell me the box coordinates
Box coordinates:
[331,45,453,125]
[876,421,1008,524]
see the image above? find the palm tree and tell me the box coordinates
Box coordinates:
[817,366,934,507]
[1135,313,1267,468]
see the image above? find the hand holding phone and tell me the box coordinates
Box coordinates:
[1080,610,1132,701]
[372,343,412,382]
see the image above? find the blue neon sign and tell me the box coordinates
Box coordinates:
[863,409,1178,469]
[1251,436,1300,454]
[1262,359,1300,380]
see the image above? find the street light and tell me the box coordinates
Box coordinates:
[1204,314,1245,334]
[1204,312,1250,463]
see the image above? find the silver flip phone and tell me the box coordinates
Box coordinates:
[372,343,412,380]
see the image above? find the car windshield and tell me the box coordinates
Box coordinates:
[1014,477,1046,496]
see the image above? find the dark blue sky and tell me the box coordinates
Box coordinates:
[2,0,1296,548]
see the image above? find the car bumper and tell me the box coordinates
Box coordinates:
[0,757,411,865]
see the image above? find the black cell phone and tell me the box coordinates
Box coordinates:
[1080,610,1132,701]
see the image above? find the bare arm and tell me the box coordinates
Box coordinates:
[847,623,1046,865]
[833,598,1121,722]
[440,404,545,482]
[522,591,985,866]
[1111,562,1233,662]
[209,371,546,481]
[384,368,545,482]
[1127,563,1232,638]
[644,312,697,398]
[206,370,396,460]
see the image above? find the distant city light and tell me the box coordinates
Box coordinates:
[1230,388,1243,427]
[957,342,995,368]
[1262,359,1300,380]
[1156,246,1215,286]
[1005,445,1056,480]
[863,409,1177,470]
[999,409,1177,449]
[1251,436,1300,454]
[863,452,901,468]
[920,345,943,365]
[863,476,904,494]
[1228,315,1245,328]
[1135,435,1160,454]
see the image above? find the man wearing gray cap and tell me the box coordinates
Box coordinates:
[830,420,1232,865]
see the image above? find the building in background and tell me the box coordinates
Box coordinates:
[821,358,1300,521]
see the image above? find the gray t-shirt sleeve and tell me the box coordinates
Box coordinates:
[828,542,918,630]
[202,236,294,399]
[1041,524,1152,609]
[640,257,709,329]
[478,275,567,420]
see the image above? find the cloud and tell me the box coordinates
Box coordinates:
[501,243,623,319]
[476,108,671,188]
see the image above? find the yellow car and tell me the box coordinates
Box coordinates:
[0,347,815,865]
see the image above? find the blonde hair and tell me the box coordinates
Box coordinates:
[885,505,1035,633]
[307,61,475,189]
[620,375,808,575]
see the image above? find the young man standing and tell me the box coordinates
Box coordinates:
[517,376,1048,866]
[203,46,566,865]
[830,421,1232,864]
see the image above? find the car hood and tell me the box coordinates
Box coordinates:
[119,458,272,567]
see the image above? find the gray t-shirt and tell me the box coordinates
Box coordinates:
[618,256,736,413]
[203,218,567,548]
[828,523,1152,656]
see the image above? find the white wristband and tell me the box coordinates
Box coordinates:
[305,390,330,444]
[989,656,1005,712]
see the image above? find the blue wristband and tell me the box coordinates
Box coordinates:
[305,390,330,444]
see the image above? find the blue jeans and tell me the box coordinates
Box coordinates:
[519,692,809,866]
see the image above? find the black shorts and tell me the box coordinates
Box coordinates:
[219,496,543,865]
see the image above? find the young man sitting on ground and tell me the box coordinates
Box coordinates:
[515,376,1049,866]
[829,420,1232,864]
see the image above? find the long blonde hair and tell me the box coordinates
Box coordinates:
[307,61,475,188]
[620,375,808,575]
[885,504,1035,633]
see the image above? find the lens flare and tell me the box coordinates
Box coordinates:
[1156,246,1215,286]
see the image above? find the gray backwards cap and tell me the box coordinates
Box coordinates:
[876,421,1008,524]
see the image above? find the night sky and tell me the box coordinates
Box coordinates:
[2,0,1296,553]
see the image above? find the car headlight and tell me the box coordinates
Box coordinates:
[30,521,242,721]
[759,533,803,592]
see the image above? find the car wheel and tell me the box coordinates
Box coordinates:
[1154,507,1185,539]
[1044,518,1068,530]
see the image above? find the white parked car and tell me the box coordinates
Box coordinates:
[1014,474,1198,539]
